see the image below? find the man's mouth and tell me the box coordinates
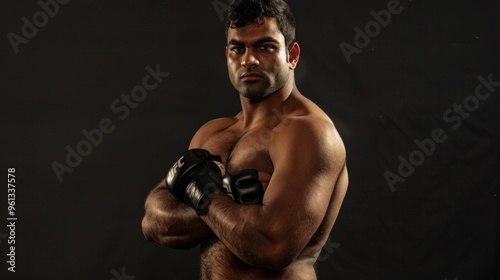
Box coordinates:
[240,72,263,82]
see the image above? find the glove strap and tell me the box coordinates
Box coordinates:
[185,174,221,214]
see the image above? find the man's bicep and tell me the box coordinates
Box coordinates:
[265,153,335,226]
[264,120,346,233]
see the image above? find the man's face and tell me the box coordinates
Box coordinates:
[226,17,292,100]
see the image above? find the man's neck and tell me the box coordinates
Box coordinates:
[238,81,297,128]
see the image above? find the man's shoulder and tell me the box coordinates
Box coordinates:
[199,117,239,133]
[281,95,337,138]
[189,116,239,148]
[273,98,345,158]
[277,113,338,144]
[269,104,346,179]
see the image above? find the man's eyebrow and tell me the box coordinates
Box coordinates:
[227,39,244,46]
[253,37,281,46]
[227,37,281,46]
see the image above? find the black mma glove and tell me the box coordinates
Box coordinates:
[165,149,225,213]
[222,169,264,204]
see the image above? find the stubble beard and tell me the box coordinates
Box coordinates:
[232,69,290,101]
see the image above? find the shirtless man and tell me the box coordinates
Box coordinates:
[141,0,348,279]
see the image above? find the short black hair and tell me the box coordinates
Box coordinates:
[225,0,296,47]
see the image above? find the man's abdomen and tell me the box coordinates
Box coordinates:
[200,237,318,280]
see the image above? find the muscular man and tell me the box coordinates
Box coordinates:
[141,0,348,279]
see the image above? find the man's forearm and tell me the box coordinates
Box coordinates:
[200,190,299,270]
[142,180,213,248]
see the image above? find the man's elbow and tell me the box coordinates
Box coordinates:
[141,214,162,243]
[141,213,198,249]
[260,242,298,271]
[141,191,174,246]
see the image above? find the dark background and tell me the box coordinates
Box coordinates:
[1,0,499,279]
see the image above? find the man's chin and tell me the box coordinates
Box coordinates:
[238,90,275,101]
[239,91,260,100]
[236,83,269,98]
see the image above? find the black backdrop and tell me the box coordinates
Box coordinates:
[1,0,499,279]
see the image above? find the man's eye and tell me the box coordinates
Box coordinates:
[259,45,277,52]
[231,47,245,54]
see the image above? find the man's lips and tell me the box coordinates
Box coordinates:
[240,72,262,81]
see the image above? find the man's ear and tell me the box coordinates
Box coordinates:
[288,42,300,70]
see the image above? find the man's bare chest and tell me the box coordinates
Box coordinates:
[200,127,275,175]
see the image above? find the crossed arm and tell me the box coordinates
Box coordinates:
[199,119,345,269]
[141,118,346,269]
[141,179,213,248]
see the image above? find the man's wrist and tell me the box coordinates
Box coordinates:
[183,174,220,214]
[195,188,229,216]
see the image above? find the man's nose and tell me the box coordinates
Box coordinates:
[241,48,259,68]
